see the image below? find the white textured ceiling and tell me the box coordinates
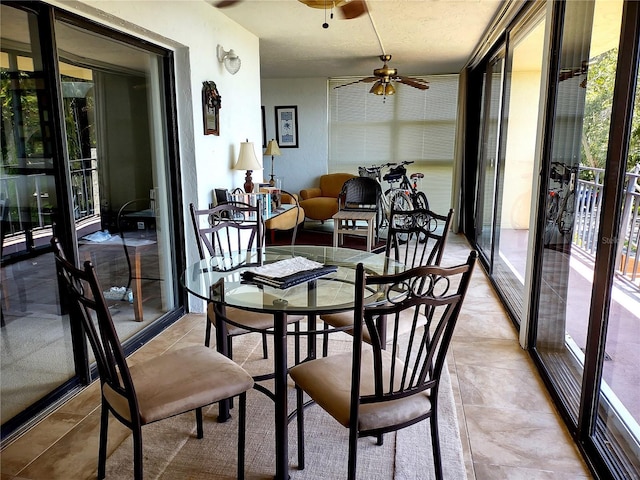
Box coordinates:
[210,0,505,79]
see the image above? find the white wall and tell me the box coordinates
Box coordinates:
[49,0,262,311]
[261,78,328,195]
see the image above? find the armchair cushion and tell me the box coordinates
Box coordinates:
[299,173,356,221]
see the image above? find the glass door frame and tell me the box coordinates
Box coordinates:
[474,47,506,272]
[527,0,639,476]
[1,1,186,444]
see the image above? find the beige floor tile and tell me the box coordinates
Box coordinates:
[17,410,129,480]
[464,405,590,476]
[0,411,86,476]
[451,338,533,369]
[456,363,553,413]
[473,462,592,480]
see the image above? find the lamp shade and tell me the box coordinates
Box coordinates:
[264,139,281,157]
[234,140,262,171]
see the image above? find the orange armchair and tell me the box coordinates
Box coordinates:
[264,191,305,243]
[299,173,356,222]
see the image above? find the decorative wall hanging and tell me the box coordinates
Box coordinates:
[202,81,221,135]
[275,105,298,148]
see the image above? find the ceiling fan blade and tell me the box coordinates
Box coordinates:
[396,77,430,90]
[334,76,378,88]
[214,0,241,7]
[339,0,368,19]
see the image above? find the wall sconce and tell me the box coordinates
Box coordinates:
[217,45,241,75]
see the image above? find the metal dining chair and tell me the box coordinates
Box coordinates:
[290,251,477,480]
[320,207,454,354]
[189,201,304,362]
[51,237,254,480]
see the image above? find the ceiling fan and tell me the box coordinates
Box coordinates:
[335,54,430,98]
[214,0,368,25]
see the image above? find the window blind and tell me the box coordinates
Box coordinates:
[328,74,459,212]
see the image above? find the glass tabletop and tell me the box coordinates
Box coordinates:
[181,245,405,315]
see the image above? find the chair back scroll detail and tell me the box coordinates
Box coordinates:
[356,252,476,407]
[386,207,454,270]
[189,201,264,261]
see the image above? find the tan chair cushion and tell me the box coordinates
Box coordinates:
[208,304,303,336]
[103,345,254,424]
[321,307,424,344]
[289,349,431,432]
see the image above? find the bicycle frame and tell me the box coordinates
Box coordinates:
[358,161,429,225]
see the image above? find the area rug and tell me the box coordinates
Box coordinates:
[104,332,466,479]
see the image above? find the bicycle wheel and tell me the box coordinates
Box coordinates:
[412,191,429,210]
[558,190,576,235]
[385,189,412,217]
[386,190,413,244]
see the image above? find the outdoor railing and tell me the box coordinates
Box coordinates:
[1,157,99,232]
[573,165,639,283]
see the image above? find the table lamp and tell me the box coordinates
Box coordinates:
[264,139,281,186]
[234,139,262,193]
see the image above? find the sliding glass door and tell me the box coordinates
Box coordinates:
[533,0,637,475]
[1,4,74,428]
[1,3,182,442]
[474,7,545,321]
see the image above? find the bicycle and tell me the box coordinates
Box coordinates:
[358,161,429,226]
[383,161,429,210]
[544,161,577,246]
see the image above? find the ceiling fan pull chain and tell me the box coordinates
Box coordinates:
[323,0,329,28]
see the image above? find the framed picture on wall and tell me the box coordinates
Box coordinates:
[262,106,267,148]
[274,105,298,148]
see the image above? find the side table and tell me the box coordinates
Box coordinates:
[332,210,377,252]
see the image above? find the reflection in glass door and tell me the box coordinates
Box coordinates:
[598,9,639,472]
[493,14,545,320]
[55,19,176,342]
[1,4,179,440]
[1,5,72,426]
[475,54,504,265]
[533,0,639,474]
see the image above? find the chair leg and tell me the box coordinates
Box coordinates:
[322,322,329,358]
[132,424,143,480]
[347,425,358,480]
[261,331,268,359]
[376,433,384,445]
[228,337,235,410]
[196,407,204,439]
[97,403,109,480]
[238,392,247,480]
[430,410,443,480]
[204,317,213,348]
[296,386,305,469]
[294,321,300,365]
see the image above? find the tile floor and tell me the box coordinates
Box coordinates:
[0,234,593,479]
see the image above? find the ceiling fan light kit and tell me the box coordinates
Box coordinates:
[337,54,428,100]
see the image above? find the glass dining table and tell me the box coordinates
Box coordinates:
[181,244,404,479]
